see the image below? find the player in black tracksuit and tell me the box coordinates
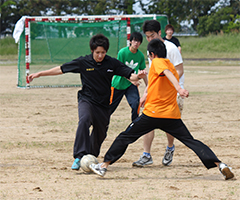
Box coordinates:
[28,34,147,170]
[61,54,135,160]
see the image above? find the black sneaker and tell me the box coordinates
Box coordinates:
[89,163,107,177]
[219,163,234,180]
[132,155,153,167]
[162,146,175,166]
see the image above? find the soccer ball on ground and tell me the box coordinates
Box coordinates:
[80,154,98,173]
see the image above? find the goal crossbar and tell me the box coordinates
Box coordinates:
[16,14,168,88]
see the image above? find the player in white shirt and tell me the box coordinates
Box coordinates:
[132,20,185,167]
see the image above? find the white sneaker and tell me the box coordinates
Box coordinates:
[219,163,234,180]
[162,145,175,166]
[89,163,107,177]
[132,155,153,167]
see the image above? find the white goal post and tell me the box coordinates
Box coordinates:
[14,14,168,88]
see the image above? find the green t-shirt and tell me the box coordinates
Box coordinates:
[111,46,146,90]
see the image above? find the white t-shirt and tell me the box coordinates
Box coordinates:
[148,40,184,88]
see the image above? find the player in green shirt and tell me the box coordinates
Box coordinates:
[110,32,148,121]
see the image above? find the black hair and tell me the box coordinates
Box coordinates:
[89,34,109,52]
[147,39,166,58]
[130,32,143,43]
[142,20,161,34]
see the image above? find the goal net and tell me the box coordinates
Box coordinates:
[16,14,168,88]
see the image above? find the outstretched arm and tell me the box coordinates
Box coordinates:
[128,72,148,87]
[163,69,189,98]
[28,66,63,82]
[129,70,147,81]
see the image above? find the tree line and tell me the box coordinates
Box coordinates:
[1,0,239,36]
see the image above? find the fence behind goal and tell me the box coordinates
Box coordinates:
[17,15,168,88]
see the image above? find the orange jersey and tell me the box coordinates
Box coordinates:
[143,58,181,119]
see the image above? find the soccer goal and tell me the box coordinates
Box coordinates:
[15,14,168,88]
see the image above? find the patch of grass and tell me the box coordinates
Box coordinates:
[179,33,240,59]
[1,33,239,62]
[183,59,240,66]
[0,37,18,56]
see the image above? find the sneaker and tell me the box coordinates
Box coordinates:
[219,163,234,180]
[71,158,80,170]
[162,146,175,166]
[132,155,153,167]
[89,163,107,177]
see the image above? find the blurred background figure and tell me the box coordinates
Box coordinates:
[163,24,181,53]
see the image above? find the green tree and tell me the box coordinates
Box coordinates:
[138,0,218,32]
[0,0,137,35]
[0,0,53,34]
[0,0,17,34]
[225,14,240,33]
[197,7,231,36]
[143,0,186,31]
[229,0,240,15]
[108,0,136,14]
[3,0,238,36]
[197,5,240,36]
[185,0,218,31]
[60,0,111,15]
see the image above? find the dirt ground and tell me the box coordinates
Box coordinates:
[0,64,240,200]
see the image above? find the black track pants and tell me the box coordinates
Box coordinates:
[73,99,110,159]
[104,113,221,169]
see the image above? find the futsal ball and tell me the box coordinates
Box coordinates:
[80,154,98,173]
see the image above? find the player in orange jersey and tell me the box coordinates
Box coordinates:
[89,39,234,181]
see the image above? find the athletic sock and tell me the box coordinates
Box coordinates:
[167,145,175,151]
[143,152,151,158]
